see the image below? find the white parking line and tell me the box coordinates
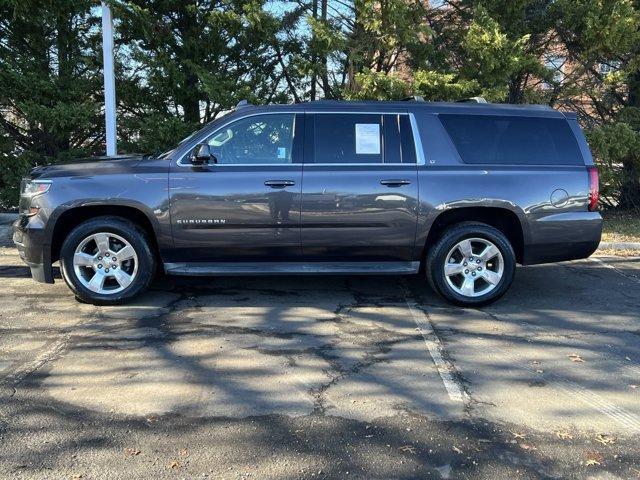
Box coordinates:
[402,295,468,403]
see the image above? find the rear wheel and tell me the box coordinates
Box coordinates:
[426,223,515,307]
[59,216,155,305]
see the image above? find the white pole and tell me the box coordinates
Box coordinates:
[101,2,117,156]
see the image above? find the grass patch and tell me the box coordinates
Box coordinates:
[601,210,640,243]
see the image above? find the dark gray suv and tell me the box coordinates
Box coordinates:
[13,99,602,306]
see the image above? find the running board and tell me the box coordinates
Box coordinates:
[164,261,420,276]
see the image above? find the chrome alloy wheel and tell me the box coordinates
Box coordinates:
[444,237,504,298]
[72,232,138,294]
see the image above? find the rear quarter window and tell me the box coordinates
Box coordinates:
[439,114,584,165]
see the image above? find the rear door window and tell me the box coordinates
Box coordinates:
[314,114,383,164]
[312,114,413,164]
[439,114,583,165]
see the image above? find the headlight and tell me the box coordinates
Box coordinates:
[22,179,52,197]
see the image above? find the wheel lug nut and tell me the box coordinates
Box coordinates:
[112,264,117,269]
[476,259,481,263]
[105,268,109,273]
[463,262,468,266]
[98,256,102,260]
[98,264,102,269]
[465,269,469,274]
[472,272,476,276]
[105,253,110,257]
[478,267,482,271]
[469,257,473,261]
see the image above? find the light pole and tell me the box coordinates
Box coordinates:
[101,2,117,156]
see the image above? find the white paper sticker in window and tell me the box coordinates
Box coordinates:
[355,123,381,155]
[277,147,286,159]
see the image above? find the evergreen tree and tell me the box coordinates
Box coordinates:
[0,0,102,206]
[556,0,640,209]
[115,0,288,152]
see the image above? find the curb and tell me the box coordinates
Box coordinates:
[597,241,640,251]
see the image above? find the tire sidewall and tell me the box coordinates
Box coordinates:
[428,225,515,307]
[60,218,154,305]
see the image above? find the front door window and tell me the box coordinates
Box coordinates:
[206,114,295,165]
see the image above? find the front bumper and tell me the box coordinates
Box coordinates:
[12,216,54,283]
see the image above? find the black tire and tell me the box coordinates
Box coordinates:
[425,223,515,307]
[59,216,156,305]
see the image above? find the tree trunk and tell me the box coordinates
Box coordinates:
[320,0,330,98]
[182,72,200,124]
[310,0,318,100]
[53,8,72,155]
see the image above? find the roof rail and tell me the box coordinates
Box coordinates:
[456,96,488,104]
[401,95,425,102]
[235,99,252,109]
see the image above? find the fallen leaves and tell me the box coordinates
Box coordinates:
[123,448,141,457]
[555,430,573,440]
[584,451,604,467]
[519,443,537,451]
[399,445,416,454]
[452,446,463,454]
[167,460,181,469]
[511,431,526,440]
[568,354,585,363]
[595,434,615,445]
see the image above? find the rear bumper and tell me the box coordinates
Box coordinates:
[523,211,602,265]
[12,216,54,283]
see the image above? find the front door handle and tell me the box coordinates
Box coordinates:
[264,180,296,188]
[380,179,411,187]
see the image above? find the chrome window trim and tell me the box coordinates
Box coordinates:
[305,163,413,167]
[310,111,408,115]
[176,110,423,167]
[176,163,301,167]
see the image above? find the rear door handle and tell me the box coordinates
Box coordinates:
[380,179,411,187]
[264,180,296,188]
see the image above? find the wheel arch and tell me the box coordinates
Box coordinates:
[50,203,161,265]
[421,206,526,264]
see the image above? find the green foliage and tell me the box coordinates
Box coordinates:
[588,121,640,208]
[344,72,409,100]
[460,6,540,101]
[0,150,38,209]
[0,0,103,208]
[115,0,284,144]
[413,71,480,101]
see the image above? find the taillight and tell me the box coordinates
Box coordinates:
[588,166,599,211]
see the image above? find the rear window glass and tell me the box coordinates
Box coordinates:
[439,114,583,165]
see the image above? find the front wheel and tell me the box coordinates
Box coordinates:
[59,216,156,305]
[426,223,516,307]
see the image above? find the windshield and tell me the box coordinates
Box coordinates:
[155,111,234,159]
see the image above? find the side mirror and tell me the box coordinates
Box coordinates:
[190,143,214,165]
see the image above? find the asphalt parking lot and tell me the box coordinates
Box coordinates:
[1,223,640,479]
